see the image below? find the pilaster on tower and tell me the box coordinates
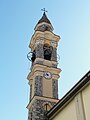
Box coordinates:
[27,11,61,120]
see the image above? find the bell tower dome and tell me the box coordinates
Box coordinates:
[27,11,61,120]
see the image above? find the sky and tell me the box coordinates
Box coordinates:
[0,0,90,120]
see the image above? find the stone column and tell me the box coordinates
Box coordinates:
[52,79,58,99]
[36,44,44,58]
[34,76,43,96]
[51,48,57,61]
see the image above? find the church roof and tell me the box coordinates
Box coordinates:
[37,12,51,24]
[47,70,90,119]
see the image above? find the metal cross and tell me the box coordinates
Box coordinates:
[41,8,48,13]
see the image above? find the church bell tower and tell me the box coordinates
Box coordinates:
[27,10,61,120]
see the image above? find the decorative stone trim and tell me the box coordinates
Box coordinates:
[30,84,32,101]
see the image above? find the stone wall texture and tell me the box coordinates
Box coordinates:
[51,48,57,61]
[28,99,56,120]
[52,79,58,99]
[36,44,44,58]
[34,76,43,96]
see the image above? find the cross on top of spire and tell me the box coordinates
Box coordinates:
[37,8,51,25]
[41,8,48,13]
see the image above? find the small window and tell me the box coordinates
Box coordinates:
[43,103,51,111]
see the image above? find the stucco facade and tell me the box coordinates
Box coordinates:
[47,71,90,120]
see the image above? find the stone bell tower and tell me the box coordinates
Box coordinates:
[27,11,61,120]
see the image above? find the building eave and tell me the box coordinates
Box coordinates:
[47,70,90,119]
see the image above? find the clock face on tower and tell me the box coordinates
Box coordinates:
[44,72,52,79]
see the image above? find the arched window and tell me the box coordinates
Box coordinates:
[43,44,52,61]
[43,103,51,111]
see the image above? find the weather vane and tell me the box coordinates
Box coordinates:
[41,8,48,13]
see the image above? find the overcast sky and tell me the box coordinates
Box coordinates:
[0,0,90,120]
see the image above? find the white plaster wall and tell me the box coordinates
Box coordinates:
[82,84,90,120]
[53,100,77,120]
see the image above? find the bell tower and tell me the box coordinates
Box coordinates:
[27,11,61,120]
